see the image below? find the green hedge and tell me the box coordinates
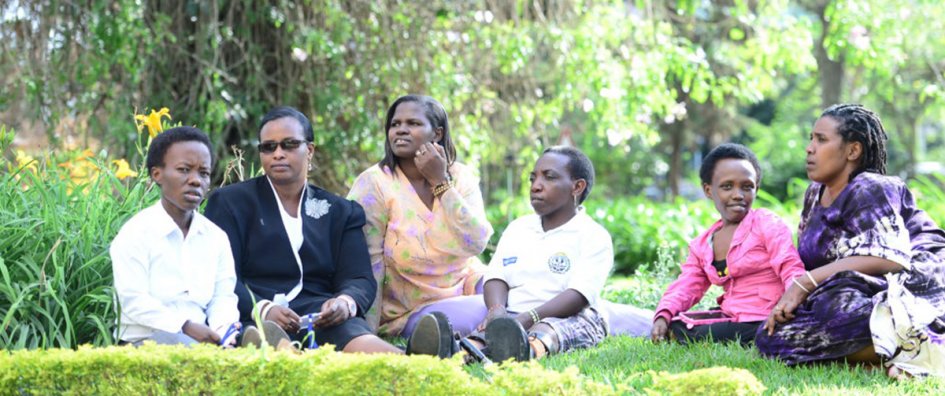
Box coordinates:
[0,344,771,395]
[0,344,618,395]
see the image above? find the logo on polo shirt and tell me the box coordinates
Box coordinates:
[502,257,518,266]
[547,252,571,274]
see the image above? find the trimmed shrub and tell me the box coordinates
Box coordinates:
[647,366,766,396]
[0,344,617,395]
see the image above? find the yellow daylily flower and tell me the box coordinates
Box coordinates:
[75,149,95,161]
[67,160,101,195]
[112,159,138,180]
[135,107,172,138]
[14,150,37,173]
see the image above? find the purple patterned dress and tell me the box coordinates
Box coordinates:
[755,172,945,366]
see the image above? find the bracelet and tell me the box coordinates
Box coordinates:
[792,277,811,294]
[260,302,276,321]
[805,271,819,288]
[254,300,272,320]
[528,309,541,324]
[432,180,453,197]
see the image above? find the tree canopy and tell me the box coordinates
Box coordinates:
[2,0,943,201]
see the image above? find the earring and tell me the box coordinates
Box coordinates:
[573,194,579,207]
[308,161,313,171]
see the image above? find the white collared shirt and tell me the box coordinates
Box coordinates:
[263,179,358,316]
[484,209,614,313]
[110,202,239,342]
[266,177,305,303]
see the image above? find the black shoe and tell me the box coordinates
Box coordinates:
[407,312,456,358]
[485,317,531,362]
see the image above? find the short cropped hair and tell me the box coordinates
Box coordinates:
[146,126,213,171]
[543,146,595,204]
[699,143,762,185]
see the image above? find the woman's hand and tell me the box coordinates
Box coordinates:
[314,298,352,329]
[266,305,301,333]
[414,142,448,186]
[476,305,510,332]
[651,317,670,343]
[763,282,810,335]
[182,320,221,344]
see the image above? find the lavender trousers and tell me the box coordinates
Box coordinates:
[400,280,653,339]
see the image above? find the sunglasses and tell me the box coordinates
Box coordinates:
[257,139,308,153]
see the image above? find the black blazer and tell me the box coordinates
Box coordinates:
[204,176,376,322]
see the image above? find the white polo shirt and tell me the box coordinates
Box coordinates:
[484,210,614,313]
[110,202,239,342]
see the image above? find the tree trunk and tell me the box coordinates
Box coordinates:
[666,120,685,199]
[812,0,844,108]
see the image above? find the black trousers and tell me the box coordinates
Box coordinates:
[670,320,763,346]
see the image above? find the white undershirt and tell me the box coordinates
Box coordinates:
[266,177,305,303]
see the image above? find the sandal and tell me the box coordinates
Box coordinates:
[407,312,457,358]
[458,335,492,365]
[485,317,531,362]
[240,325,263,348]
[262,320,292,348]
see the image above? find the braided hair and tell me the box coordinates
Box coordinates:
[820,104,888,180]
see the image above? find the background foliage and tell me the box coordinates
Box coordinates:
[4,0,943,199]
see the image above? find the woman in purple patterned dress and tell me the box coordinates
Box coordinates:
[755,104,945,378]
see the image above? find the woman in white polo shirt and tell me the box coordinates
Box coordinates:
[408,146,612,362]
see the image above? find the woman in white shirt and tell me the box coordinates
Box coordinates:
[110,126,239,346]
[408,146,612,362]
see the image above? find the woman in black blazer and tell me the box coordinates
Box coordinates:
[205,106,401,354]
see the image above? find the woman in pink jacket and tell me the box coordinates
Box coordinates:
[651,143,806,345]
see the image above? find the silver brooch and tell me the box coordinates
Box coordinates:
[305,196,331,219]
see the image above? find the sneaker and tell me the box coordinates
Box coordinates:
[407,312,456,358]
[485,317,531,362]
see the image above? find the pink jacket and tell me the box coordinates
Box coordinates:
[655,208,805,323]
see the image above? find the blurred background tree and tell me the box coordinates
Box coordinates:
[2,0,943,202]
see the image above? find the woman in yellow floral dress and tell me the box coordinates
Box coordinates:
[348,95,493,337]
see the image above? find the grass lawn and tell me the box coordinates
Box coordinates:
[533,336,945,395]
[462,272,945,394]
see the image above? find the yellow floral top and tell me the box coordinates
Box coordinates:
[347,163,493,335]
